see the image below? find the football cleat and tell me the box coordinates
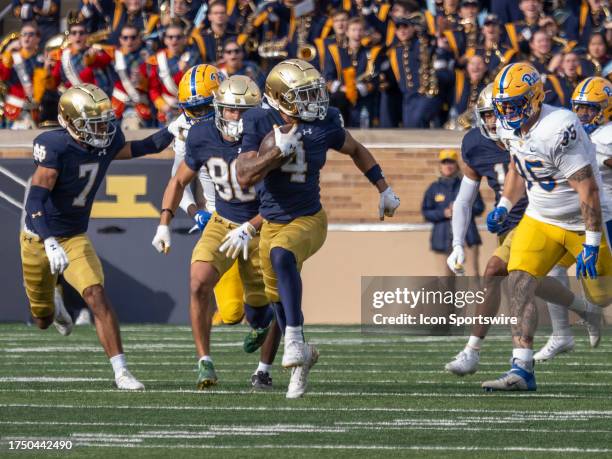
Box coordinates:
[243,326,270,354]
[534,335,574,362]
[282,340,305,368]
[251,371,273,391]
[481,360,536,392]
[286,343,319,399]
[75,307,92,326]
[445,349,480,376]
[196,360,218,389]
[114,368,144,390]
[52,287,73,337]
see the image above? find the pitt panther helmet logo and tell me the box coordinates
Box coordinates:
[604,86,612,97]
[521,73,539,86]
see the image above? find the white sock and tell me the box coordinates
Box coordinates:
[512,348,534,364]
[285,325,304,344]
[110,354,127,375]
[466,335,482,352]
[199,355,212,364]
[257,362,272,373]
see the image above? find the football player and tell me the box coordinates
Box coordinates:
[235,59,401,398]
[481,63,612,391]
[534,76,612,361]
[167,64,246,328]
[152,73,281,391]
[444,83,599,375]
[21,83,176,390]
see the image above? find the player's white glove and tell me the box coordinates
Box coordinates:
[43,237,69,275]
[447,245,466,275]
[167,113,190,138]
[274,124,302,158]
[379,186,400,220]
[219,222,257,260]
[152,225,171,254]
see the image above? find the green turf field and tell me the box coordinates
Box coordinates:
[1,323,611,458]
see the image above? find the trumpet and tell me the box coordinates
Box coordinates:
[296,15,316,62]
[258,38,288,59]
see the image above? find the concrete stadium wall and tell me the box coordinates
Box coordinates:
[0,129,496,324]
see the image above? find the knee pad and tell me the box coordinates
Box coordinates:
[244,304,273,329]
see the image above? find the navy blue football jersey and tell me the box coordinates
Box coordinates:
[25,127,126,237]
[185,120,259,223]
[241,105,346,222]
[461,128,527,234]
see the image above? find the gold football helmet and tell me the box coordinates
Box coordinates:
[492,62,544,130]
[264,58,328,122]
[178,64,223,121]
[571,76,612,134]
[58,84,116,148]
[475,83,499,140]
[213,75,261,140]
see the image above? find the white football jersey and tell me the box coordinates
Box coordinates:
[497,104,610,231]
[590,122,612,198]
[171,118,216,214]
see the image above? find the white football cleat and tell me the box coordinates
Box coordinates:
[282,339,305,368]
[286,343,319,399]
[114,368,145,390]
[444,349,479,376]
[582,306,602,348]
[52,287,73,337]
[534,335,574,361]
[75,308,92,326]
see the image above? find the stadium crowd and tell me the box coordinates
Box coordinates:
[1,0,610,130]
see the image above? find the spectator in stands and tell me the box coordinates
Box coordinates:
[49,11,115,99]
[422,149,484,277]
[527,29,555,74]
[544,51,583,107]
[319,9,349,72]
[325,18,383,127]
[148,19,201,125]
[473,14,517,76]
[580,31,609,76]
[444,54,488,130]
[0,22,45,129]
[190,1,236,65]
[218,39,266,91]
[111,24,154,129]
[11,0,60,43]
[379,16,443,128]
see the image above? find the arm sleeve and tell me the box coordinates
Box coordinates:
[241,112,264,153]
[553,119,592,179]
[451,176,480,247]
[172,137,196,215]
[326,108,347,151]
[421,185,447,223]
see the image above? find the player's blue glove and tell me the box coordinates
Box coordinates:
[486,207,508,233]
[576,244,599,279]
[189,210,212,234]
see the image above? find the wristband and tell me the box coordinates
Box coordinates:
[365,164,384,185]
[497,197,513,211]
[585,231,601,247]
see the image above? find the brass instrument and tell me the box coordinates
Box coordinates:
[0,32,20,55]
[459,17,478,51]
[258,37,289,59]
[297,15,316,62]
[86,28,112,47]
[242,1,260,53]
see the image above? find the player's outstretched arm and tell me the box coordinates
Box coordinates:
[115,127,175,160]
[337,130,400,220]
[568,165,602,279]
[448,165,482,274]
[152,161,197,254]
[26,166,69,274]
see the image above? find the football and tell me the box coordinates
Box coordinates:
[258,124,294,157]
